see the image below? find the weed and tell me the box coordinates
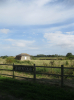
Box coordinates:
[43,67,46,72]
[50,60,54,66]
[65,61,69,65]
[43,62,48,66]
[64,69,73,75]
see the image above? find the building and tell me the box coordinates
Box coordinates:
[15,53,31,60]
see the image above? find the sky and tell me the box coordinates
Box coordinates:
[0,0,74,56]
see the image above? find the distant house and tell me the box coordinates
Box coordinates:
[15,53,31,60]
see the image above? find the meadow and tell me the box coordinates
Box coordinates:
[0,57,74,87]
[0,57,74,99]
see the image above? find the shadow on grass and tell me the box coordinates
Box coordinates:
[0,76,74,100]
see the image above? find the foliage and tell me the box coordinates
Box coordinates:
[1,55,8,59]
[31,56,36,60]
[68,56,74,60]
[66,53,73,57]
[65,61,69,65]
[66,53,74,60]
[6,57,16,63]
[5,57,34,65]
[37,54,46,57]
[35,54,65,57]
[50,60,54,66]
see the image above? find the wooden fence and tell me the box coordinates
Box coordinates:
[0,63,74,87]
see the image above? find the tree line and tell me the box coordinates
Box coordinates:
[34,53,74,59]
[1,52,74,60]
[34,54,65,57]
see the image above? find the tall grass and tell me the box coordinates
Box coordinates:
[0,58,74,79]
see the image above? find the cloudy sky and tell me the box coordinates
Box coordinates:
[0,0,74,56]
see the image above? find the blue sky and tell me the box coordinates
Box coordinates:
[0,0,74,56]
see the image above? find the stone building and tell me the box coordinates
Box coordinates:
[15,53,31,60]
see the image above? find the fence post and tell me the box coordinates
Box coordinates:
[61,65,64,87]
[13,63,14,79]
[34,64,36,81]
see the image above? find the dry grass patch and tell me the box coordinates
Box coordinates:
[0,58,6,64]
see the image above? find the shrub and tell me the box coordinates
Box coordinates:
[50,61,54,66]
[6,57,15,63]
[2,55,8,59]
[65,61,69,65]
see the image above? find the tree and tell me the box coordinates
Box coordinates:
[66,53,72,57]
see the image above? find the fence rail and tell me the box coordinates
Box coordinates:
[0,63,74,87]
[0,64,12,65]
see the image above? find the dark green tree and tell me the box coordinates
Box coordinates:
[66,53,72,57]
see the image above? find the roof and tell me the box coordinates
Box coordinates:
[16,53,30,56]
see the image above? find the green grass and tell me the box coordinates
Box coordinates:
[2,57,74,67]
[0,57,74,79]
[0,76,74,100]
[0,57,74,82]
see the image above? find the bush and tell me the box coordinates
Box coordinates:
[65,61,69,65]
[50,61,54,66]
[68,56,74,60]
[1,55,8,59]
[6,57,15,63]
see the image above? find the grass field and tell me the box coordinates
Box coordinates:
[0,76,74,100]
[1,56,74,67]
[0,57,74,87]
[0,57,74,99]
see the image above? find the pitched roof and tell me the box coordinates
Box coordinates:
[16,53,30,56]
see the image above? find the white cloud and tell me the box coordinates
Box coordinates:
[28,47,39,50]
[65,31,74,35]
[0,0,74,56]
[5,39,35,47]
[34,0,52,7]
[0,29,10,34]
[0,0,74,25]
[0,38,39,56]
[44,31,74,48]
